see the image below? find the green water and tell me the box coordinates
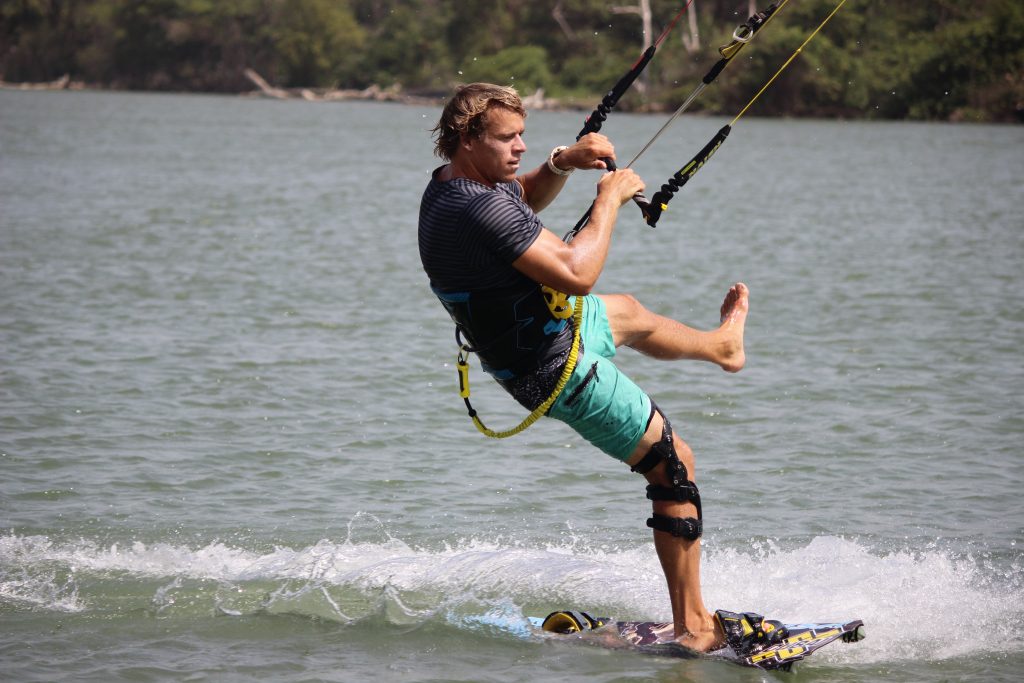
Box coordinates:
[2,90,1022,681]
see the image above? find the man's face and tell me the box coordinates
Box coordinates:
[463,106,527,185]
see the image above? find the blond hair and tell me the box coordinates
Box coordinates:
[431,83,526,161]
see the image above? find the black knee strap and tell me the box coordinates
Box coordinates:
[648,513,702,540]
[630,405,703,541]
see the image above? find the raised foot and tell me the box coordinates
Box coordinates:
[717,282,749,373]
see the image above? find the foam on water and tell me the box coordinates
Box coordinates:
[2,530,1020,664]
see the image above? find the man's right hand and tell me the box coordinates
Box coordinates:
[597,169,646,207]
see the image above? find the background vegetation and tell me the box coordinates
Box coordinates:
[2,0,1021,121]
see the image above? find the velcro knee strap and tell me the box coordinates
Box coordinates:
[647,513,703,541]
[646,466,701,507]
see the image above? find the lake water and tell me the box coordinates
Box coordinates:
[1,89,1022,682]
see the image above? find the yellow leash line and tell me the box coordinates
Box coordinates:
[731,0,849,126]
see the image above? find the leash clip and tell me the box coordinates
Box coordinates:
[456,349,471,399]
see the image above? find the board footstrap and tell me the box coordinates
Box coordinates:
[715,609,788,656]
[540,611,608,634]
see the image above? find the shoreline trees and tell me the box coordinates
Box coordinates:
[1,0,1020,122]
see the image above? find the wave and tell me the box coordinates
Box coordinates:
[2,530,1021,664]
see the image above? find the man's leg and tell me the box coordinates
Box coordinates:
[604,284,750,651]
[625,409,723,651]
[600,283,749,371]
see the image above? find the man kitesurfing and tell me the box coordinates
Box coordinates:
[417,0,861,665]
[417,82,771,655]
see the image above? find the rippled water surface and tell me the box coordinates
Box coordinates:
[2,90,1023,682]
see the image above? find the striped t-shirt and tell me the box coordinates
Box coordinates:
[418,171,540,292]
[418,169,575,407]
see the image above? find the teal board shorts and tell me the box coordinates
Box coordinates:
[547,295,653,462]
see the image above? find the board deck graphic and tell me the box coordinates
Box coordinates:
[530,613,865,671]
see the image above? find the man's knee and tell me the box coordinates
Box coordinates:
[650,435,695,486]
[602,293,654,346]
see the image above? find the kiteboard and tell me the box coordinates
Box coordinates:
[531,610,865,671]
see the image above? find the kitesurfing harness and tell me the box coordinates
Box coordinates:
[455,292,583,439]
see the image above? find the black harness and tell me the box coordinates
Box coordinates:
[434,282,571,379]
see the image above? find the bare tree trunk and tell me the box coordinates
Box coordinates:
[641,0,652,52]
[682,0,700,54]
[0,74,70,90]
[243,69,289,99]
[552,0,575,41]
[612,0,653,93]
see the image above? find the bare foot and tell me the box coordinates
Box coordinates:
[676,613,726,653]
[716,283,749,373]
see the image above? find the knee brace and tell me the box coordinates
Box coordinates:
[630,405,703,541]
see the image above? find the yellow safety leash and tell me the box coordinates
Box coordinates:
[456,294,583,438]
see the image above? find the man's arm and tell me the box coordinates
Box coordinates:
[512,169,645,295]
[517,134,615,213]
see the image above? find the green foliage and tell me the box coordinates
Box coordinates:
[270,0,364,88]
[897,0,1024,122]
[460,46,553,94]
[359,1,449,90]
[0,0,1019,121]
[559,50,636,97]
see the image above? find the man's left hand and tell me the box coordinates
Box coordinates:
[559,133,616,171]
